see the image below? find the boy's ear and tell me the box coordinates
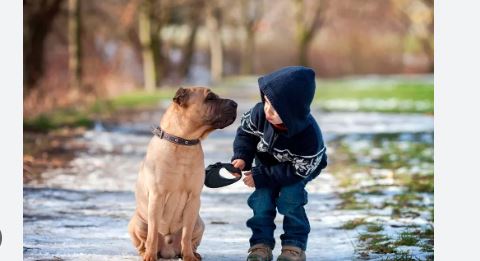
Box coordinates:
[173,87,189,106]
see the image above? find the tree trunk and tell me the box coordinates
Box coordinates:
[68,0,82,91]
[240,0,260,75]
[420,36,434,72]
[293,0,323,67]
[395,0,434,73]
[151,26,165,84]
[298,36,310,67]
[139,0,157,91]
[24,0,62,89]
[179,11,200,78]
[422,0,434,72]
[206,4,223,83]
[294,0,308,66]
[241,29,255,74]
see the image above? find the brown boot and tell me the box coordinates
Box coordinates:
[246,243,273,261]
[277,246,306,261]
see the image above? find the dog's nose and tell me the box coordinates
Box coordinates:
[228,100,237,109]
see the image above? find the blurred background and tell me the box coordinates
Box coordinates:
[24,0,433,122]
[23,1,434,260]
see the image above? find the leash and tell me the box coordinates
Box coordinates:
[205,162,242,188]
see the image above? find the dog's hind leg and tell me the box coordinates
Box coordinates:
[191,216,205,260]
[192,216,205,251]
[128,214,147,256]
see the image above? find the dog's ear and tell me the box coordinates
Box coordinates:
[173,87,189,106]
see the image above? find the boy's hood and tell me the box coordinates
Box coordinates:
[258,66,316,137]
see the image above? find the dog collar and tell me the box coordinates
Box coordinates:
[152,126,200,146]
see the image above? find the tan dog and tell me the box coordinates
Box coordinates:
[128,87,237,261]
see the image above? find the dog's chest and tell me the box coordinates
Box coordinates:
[156,190,192,234]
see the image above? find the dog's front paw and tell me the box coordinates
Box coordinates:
[142,251,157,261]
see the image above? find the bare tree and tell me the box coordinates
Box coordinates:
[393,0,434,72]
[138,0,157,91]
[179,1,203,78]
[205,1,224,83]
[420,0,434,72]
[138,0,172,91]
[68,0,82,91]
[23,0,63,89]
[240,0,263,74]
[293,0,326,67]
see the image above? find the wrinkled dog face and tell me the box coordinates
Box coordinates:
[173,87,237,129]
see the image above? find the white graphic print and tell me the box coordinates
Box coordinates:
[241,110,325,178]
[240,109,263,137]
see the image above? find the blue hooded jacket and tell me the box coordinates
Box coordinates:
[231,66,328,188]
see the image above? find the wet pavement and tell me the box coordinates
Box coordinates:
[24,87,433,260]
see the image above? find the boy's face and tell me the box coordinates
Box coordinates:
[263,96,283,124]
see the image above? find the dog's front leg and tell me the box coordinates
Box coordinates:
[144,193,162,261]
[181,194,201,261]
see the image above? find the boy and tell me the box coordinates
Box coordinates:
[231,66,327,261]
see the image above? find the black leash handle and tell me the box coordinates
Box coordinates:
[204,162,242,188]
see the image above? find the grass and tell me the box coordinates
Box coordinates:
[316,80,433,101]
[339,218,367,230]
[24,109,94,132]
[24,88,177,132]
[359,233,396,254]
[367,223,384,233]
[23,80,239,132]
[338,218,384,233]
[337,191,373,210]
[396,173,434,193]
[393,193,423,208]
[421,242,434,253]
[327,133,433,260]
[313,79,434,113]
[328,133,434,260]
[395,231,419,246]
[359,233,388,243]
[24,76,434,131]
[382,251,416,261]
[391,207,402,219]
[99,89,176,110]
[358,229,433,260]
[380,190,431,219]
[417,226,434,240]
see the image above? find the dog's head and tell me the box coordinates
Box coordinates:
[172,87,237,131]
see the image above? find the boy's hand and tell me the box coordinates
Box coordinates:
[243,171,255,188]
[231,159,246,178]
[232,159,246,170]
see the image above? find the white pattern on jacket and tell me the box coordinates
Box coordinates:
[240,109,326,178]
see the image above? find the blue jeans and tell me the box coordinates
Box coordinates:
[246,178,311,251]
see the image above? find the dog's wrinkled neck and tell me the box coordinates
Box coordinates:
[159,105,211,141]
